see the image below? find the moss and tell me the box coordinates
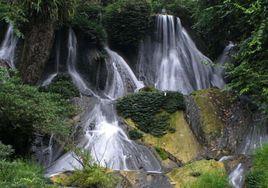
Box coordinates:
[142,111,201,163]
[167,160,227,188]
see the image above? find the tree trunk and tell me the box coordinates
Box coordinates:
[19,23,54,84]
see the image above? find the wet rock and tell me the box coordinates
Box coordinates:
[118,171,172,188]
[167,160,226,188]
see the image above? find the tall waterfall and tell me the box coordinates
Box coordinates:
[0,24,18,68]
[137,15,224,94]
[47,29,161,176]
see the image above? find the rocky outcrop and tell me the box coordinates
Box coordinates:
[184,88,251,158]
[19,23,55,84]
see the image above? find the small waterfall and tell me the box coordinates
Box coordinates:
[46,30,161,176]
[67,29,97,97]
[0,24,18,68]
[104,47,144,99]
[211,42,235,88]
[229,163,245,188]
[41,40,60,87]
[137,15,224,94]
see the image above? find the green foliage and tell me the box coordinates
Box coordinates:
[154,146,168,160]
[40,74,80,100]
[61,149,118,188]
[21,0,79,23]
[189,0,268,113]
[71,1,107,43]
[0,67,76,155]
[245,144,268,188]
[104,0,152,49]
[190,170,230,188]
[129,129,143,140]
[0,142,13,159]
[0,159,53,188]
[0,1,27,37]
[116,90,184,136]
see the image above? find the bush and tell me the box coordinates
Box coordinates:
[0,159,53,187]
[40,74,80,100]
[0,68,76,155]
[60,149,118,188]
[129,129,143,140]
[104,0,152,49]
[190,170,230,188]
[245,144,268,188]
[116,90,184,136]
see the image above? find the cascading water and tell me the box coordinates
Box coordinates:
[46,29,161,176]
[0,24,18,68]
[211,42,235,88]
[137,15,224,94]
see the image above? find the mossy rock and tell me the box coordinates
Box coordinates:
[167,160,226,188]
[142,111,201,163]
[124,112,201,164]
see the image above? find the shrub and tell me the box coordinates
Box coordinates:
[40,74,80,100]
[129,129,143,140]
[245,144,268,188]
[116,90,184,136]
[104,0,152,50]
[60,149,118,188]
[0,67,76,155]
[0,160,53,188]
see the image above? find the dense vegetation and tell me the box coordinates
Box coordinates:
[246,144,268,188]
[117,90,185,136]
[190,0,268,113]
[0,67,76,155]
[103,0,152,50]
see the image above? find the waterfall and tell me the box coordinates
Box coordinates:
[41,40,61,87]
[137,15,224,94]
[67,29,97,97]
[211,42,235,88]
[46,29,161,176]
[0,24,18,68]
[229,163,245,188]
